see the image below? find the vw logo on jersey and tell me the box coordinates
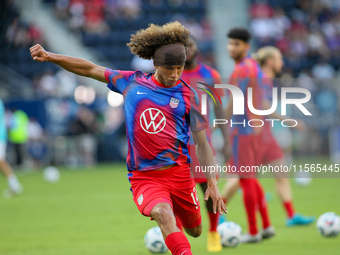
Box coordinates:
[140,108,166,134]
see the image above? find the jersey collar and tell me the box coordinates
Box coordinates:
[151,74,182,88]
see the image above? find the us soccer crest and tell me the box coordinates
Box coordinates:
[170,97,179,108]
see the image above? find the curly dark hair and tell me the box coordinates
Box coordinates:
[127,21,191,60]
[227,27,252,43]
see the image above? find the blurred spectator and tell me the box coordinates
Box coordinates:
[271,9,291,39]
[297,69,317,92]
[56,0,111,33]
[250,0,340,77]
[69,0,85,31]
[55,0,70,19]
[118,0,141,20]
[131,55,155,73]
[39,70,58,97]
[56,69,78,98]
[250,0,274,18]
[311,58,335,78]
[68,107,98,166]
[8,109,29,168]
[28,117,47,168]
[5,18,46,47]
[28,117,44,141]
[84,0,110,34]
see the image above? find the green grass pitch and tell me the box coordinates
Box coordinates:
[1,157,339,255]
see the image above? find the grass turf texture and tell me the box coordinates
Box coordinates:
[1,157,339,255]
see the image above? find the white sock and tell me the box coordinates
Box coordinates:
[8,174,22,193]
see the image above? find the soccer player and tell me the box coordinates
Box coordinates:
[252,46,315,226]
[30,22,227,255]
[181,36,231,252]
[221,27,275,243]
[0,98,23,197]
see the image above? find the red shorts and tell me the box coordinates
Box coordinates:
[258,131,284,165]
[227,132,283,177]
[189,144,218,184]
[128,164,202,229]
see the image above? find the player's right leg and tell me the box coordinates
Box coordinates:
[274,175,315,226]
[267,156,315,226]
[270,128,315,225]
[239,178,262,243]
[233,135,268,243]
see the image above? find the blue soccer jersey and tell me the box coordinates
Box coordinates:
[229,56,265,136]
[105,69,207,171]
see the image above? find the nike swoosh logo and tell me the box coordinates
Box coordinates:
[181,251,187,255]
[137,91,147,95]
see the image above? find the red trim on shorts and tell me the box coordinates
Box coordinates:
[133,163,188,178]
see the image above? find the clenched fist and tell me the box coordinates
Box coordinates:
[30,44,49,62]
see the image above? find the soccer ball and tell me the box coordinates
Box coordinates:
[43,166,60,183]
[316,212,340,237]
[294,171,312,186]
[217,221,242,247]
[144,227,168,253]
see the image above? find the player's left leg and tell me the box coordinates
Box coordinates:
[172,186,203,239]
[0,160,23,194]
[199,182,222,252]
[269,158,315,227]
[0,142,23,196]
[239,178,262,243]
[221,177,239,206]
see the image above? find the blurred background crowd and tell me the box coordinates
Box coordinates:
[1,0,340,170]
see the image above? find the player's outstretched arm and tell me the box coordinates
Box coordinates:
[30,44,107,83]
[192,129,228,215]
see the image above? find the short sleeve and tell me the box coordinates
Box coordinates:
[105,68,136,94]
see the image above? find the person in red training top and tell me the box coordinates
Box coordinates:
[30,22,227,255]
[222,46,315,227]
[222,27,274,243]
[181,36,231,252]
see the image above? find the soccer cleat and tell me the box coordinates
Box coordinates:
[9,183,23,195]
[207,231,222,252]
[240,232,262,243]
[261,225,275,239]
[286,213,315,227]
